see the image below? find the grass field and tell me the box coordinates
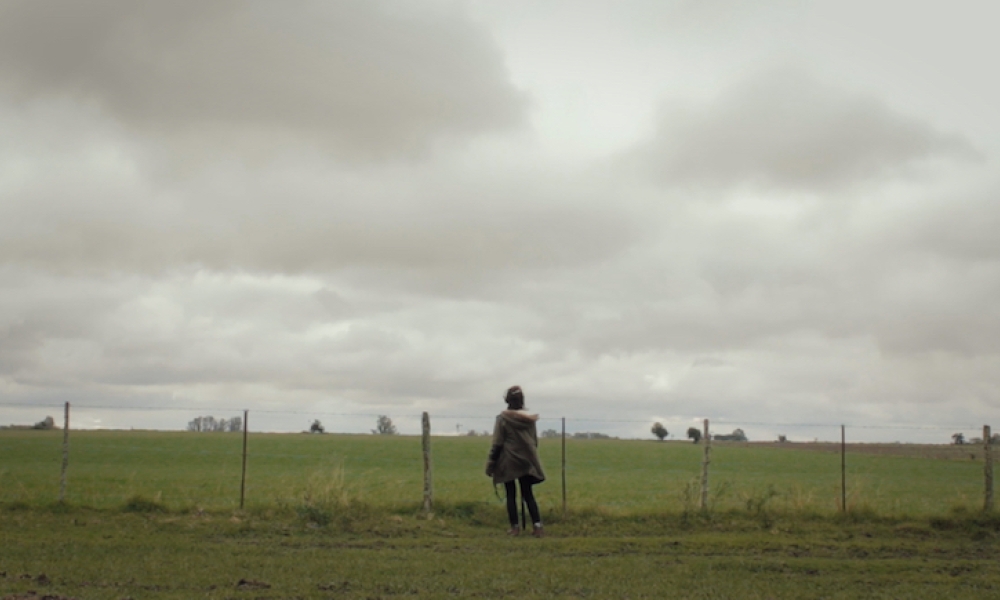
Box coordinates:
[3,430,1000,598]
[0,430,990,516]
[3,502,1000,599]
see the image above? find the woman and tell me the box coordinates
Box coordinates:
[485,385,546,537]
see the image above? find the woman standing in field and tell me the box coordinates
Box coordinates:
[485,385,546,537]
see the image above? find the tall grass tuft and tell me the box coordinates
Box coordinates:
[123,494,168,513]
[294,464,367,526]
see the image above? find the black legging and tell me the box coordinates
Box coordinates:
[504,477,540,527]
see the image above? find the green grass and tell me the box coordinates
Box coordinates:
[2,508,1000,599]
[3,431,1000,598]
[0,430,988,517]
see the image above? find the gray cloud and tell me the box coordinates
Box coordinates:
[0,269,545,415]
[0,0,526,160]
[0,93,636,280]
[0,168,640,278]
[628,70,980,190]
[0,322,43,376]
[898,183,1000,264]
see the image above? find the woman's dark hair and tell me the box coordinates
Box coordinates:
[505,385,524,410]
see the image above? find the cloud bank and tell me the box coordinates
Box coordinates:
[1,1,999,443]
[0,0,526,160]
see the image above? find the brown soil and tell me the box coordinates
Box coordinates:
[235,578,271,590]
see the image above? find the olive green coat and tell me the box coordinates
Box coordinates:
[485,410,546,485]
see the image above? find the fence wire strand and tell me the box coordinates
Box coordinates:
[0,401,986,434]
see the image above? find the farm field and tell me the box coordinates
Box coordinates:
[0,429,991,516]
[3,430,1000,598]
[3,506,1000,599]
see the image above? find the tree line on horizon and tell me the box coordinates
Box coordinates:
[186,415,242,432]
[650,423,748,443]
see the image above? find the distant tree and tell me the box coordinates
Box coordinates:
[310,419,325,434]
[686,427,701,444]
[32,416,56,430]
[541,428,559,439]
[187,415,241,432]
[372,415,397,435]
[777,434,787,443]
[651,422,668,441]
[952,432,965,445]
[466,429,478,436]
[714,428,747,442]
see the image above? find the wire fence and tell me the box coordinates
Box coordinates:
[0,402,996,518]
[0,400,987,441]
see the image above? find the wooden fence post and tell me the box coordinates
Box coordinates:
[841,425,847,513]
[422,412,433,514]
[985,425,993,512]
[59,402,70,503]
[561,416,567,514]
[700,418,710,511]
[240,409,248,510]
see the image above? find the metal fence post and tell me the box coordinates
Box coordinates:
[561,416,567,514]
[841,425,847,513]
[240,409,248,509]
[700,418,710,511]
[985,425,993,512]
[59,402,70,503]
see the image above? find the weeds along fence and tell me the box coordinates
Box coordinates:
[0,401,996,518]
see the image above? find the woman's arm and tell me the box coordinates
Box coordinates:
[485,416,503,476]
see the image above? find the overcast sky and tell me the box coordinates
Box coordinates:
[2,0,999,442]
